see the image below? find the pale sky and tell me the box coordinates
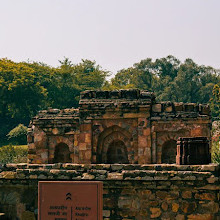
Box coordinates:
[0,0,219,76]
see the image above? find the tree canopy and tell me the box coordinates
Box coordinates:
[0,58,108,144]
[105,55,219,106]
[0,55,219,145]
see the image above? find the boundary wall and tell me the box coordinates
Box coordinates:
[0,163,219,220]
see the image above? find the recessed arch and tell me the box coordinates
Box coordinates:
[107,140,129,164]
[97,125,133,163]
[156,129,190,163]
[53,143,71,163]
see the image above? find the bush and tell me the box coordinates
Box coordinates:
[0,145,28,164]
[7,124,28,145]
[211,121,220,164]
[212,141,220,164]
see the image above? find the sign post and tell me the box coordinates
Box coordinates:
[38,181,103,220]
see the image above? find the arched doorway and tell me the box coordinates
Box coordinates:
[53,143,71,163]
[107,140,128,164]
[162,140,177,164]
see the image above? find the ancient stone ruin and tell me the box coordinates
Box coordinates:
[1,89,219,219]
[27,89,211,164]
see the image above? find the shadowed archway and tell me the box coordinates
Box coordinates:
[53,143,71,163]
[97,125,133,163]
[107,140,129,164]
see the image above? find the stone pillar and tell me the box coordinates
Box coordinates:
[78,121,92,164]
[138,118,151,164]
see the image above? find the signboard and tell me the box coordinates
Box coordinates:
[38,181,103,220]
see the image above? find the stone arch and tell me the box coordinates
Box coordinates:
[156,129,190,163]
[53,143,71,163]
[161,139,177,164]
[48,135,74,163]
[97,125,132,163]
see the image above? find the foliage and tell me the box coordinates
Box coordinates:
[0,58,108,142]
[0,145,28,164]
[109,55,220,108]
[210,84,220,119]
[211,121,220,164]
[0,58,48,121]
[7,124,28,145]
[211,141,220,164]
[0,55,220,146]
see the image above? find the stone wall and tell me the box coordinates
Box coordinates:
[0,163,219,219]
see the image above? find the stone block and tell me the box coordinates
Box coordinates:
[80,90,94,99]
[84,150,91,160]
[150,208,161,218]
[184,103,196,112]
[181,201,197,213]
[121,89,139,99]
[109,90,121,99]
[156,191,168,199]
[190,127,203,137]
[165,105,173,112]
[187,214,213,220]
[103,210,110,217]
[1,171,16,179]
[201,201,219,213]
[172,203,179,212]
[206,176,218,184]
[82,173,95,180]
[199,104,210,115]
[107,173,123,180]
[175,214,185,220]
[78,133,85,142]
[152,104,162,113]
[174,102,184,111]
[161,202,168,211]
[140,91,155,100]
[182,191,192,199]
[96,91,108,99]
[143,128,151,136]
[52,128,59,135]
[195,193,215,201]
[79,143,87,151]
[118,197,132,209]
[138,136,147,147]
[85,133,91,143]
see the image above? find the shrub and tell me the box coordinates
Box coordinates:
[211,121,220,164]
[7,124,28,145]
[0,145,28,164]
[212,141,220,164]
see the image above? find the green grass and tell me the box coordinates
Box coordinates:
[0,144,28,164]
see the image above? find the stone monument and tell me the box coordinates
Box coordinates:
[27,89,211,164]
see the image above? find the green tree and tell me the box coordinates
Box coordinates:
[0,59,48,121]
[7,124,28,145]
[74,59,108,91]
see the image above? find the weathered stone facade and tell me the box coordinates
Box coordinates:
[28,89,211,164]
[0,163,219,219]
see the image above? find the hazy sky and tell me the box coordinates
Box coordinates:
[0,0,219,76]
